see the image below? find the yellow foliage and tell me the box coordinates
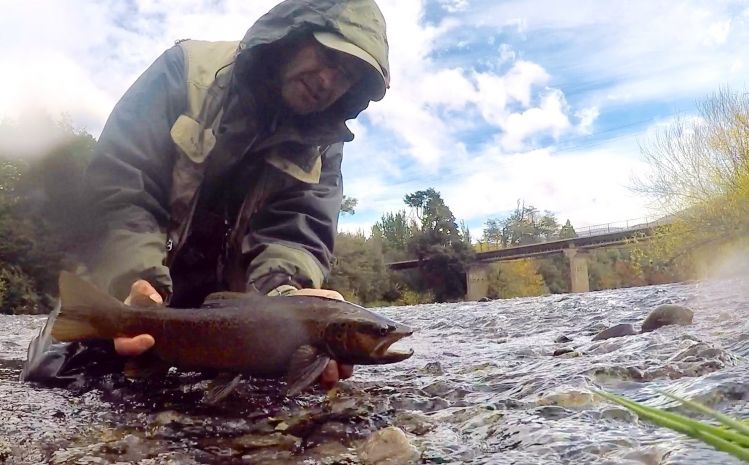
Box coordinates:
[395,289,435,306]
[488,259,549,298]
[632,88,749,276]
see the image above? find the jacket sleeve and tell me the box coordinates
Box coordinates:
[21,48,188,386]
[82,46,187,301]
[246,143,344,293]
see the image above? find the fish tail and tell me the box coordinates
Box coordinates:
[51,271,126,341]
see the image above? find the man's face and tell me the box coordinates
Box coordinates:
[279,38,367,115]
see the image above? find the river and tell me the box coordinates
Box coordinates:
[1,276,747,464]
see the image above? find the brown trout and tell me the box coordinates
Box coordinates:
[51,271,414,395]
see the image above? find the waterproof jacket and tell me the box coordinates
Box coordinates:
[81,0,389,307]
[22,0,389,383]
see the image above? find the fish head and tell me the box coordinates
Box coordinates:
[323,313,414,365]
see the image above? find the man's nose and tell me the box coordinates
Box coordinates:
[319,67,346,90]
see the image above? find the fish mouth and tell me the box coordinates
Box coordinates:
[371,327,414,363]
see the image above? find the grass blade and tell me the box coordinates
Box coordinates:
[658,390,749,436]
[593,390,749,462]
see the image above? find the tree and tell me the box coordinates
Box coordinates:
[403,188,473,301]
[327,231,389,304]
[372,210,413,260]
[486,201,562,247]
[487,259,548,298]
[482,218,503,248]
[536,255,570,294]
[0,117,95,313]
[633,87,749,275]
[559,219,577,239]
[341,195,358,215]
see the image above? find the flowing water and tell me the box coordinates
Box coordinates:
[1,276,748,464]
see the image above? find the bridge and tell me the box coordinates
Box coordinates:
[387,216,670,300]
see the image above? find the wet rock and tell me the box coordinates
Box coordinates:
[554,335,573,343]
[0,439,10,463]
[591,366,644,382]
[478,297,492,303]
[641,304,694,332]
[239,448,295,464]
[592,323,638,341]
[358,426,419,465]
[599,406,638,423]
[535,405,573,420]
[232,432,300,451]
[537,389,598,408]
[152,410,193,426]
[420,380,456,397]
[619,445,670,464]
[552,348,576,357]
[419,361,444,375]
[394,410,435,436]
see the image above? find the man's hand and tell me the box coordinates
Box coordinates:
[287,288,354,388]
[113,280,160,356]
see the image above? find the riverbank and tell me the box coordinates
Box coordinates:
[1,277,747,464]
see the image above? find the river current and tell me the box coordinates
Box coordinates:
[1,276,748,464]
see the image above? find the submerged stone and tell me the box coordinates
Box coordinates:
[0,439,10,463]
[641,304,694,332]
[358,426,419,465]
[592,324,638,341]
[553,347,576,357]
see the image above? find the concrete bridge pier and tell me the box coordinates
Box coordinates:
[563,246,590,293]
[466,263,491,301]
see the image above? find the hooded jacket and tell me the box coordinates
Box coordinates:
[81,0,389,307]
[22,0,389,383]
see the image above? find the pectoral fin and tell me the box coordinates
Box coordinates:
[285,345,330,396]
[203,373,243,405]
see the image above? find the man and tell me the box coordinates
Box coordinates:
[22,0,390,390]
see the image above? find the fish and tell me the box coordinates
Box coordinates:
[51,271,414,396]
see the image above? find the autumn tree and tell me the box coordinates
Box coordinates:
[487,258,549,298]
[633,87,749,276]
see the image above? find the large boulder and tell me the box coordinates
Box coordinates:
[641,304,694,332]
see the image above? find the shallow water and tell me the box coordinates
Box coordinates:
[1,277,748,464]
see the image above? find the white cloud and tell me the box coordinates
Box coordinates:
[499,89,571,150]
[441,140,654,228]
[705,19,732,45]
[438,0,470,13]
[3,0,746,236]
[504,61,550,107]
[468,0,749,108]
[575,107,599,135]
[498,43,516,64]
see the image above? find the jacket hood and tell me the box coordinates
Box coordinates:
[233,0,390,128]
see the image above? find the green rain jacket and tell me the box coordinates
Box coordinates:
[82,0,390,307]
[21,0,390,383]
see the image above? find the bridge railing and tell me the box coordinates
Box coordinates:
[573,216,661,238]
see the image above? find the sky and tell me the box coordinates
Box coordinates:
[2,0,748,238]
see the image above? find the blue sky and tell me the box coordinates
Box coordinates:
[2,0,748,238]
